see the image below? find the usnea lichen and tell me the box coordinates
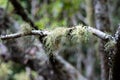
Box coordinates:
[71,25,90,44]
[104,40,116,51]
[43,25,90,53]
[43,27,68,53]
[20,23,32,34]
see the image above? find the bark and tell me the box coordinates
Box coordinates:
[94,0,111,80]
[85,1,95,79]
[112,26,120,80]
[85,0,94,27]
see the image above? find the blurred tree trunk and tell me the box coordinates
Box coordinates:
[85,0,94,27]
[85,0,96,80]
[113,26,120,80]
[94,0,111,80]
[85,47,96,80]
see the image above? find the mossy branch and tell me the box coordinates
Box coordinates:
[0,24,113,53]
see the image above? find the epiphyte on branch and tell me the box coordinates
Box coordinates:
[20,23,32,34]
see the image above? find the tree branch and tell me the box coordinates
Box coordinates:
[0,26,112,41]
[87,27,112,40]
[0,30,49,40]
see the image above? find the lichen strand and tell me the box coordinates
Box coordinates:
[104,40,116,51]
[20,23,32,34]
[44,25,90,54]
[43,27,68,53]
[71,25,90,44]
[104,39,116,68]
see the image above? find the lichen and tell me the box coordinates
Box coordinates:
[71,25,90,44]
[43,27,68,53]
[43,25,90,54]
[20,23,32,34]
[104,40,116,51]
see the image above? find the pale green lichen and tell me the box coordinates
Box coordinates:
[43,27,68,53]
[20,23,32,34]
[44,25,90,54]
[104,40,116,51]
[71,25,90,44]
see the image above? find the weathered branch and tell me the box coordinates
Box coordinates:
[87,27,112,40]
[0,26,112,41]
[0,30,48,40]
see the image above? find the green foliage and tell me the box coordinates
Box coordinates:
[35,0,84,29]
[13,72,29,80]
[44,25,90,54]
[0,0,13,12]
[13,71,37,80]
[35,17,49,29]
[0,62,12,80]
[0,0,8,8]
[50,1,63,18]
[0,60,37,80]
[63,0,82,16]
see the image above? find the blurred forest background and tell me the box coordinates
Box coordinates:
[0,0,120,80]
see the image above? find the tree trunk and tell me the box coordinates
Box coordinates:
[85,0,94,27]
[94,0,111,80]
[112,26,120,80]
[85,0,95,80]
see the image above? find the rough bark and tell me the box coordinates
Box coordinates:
[94,0,111,80]
[112,26,120,80]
